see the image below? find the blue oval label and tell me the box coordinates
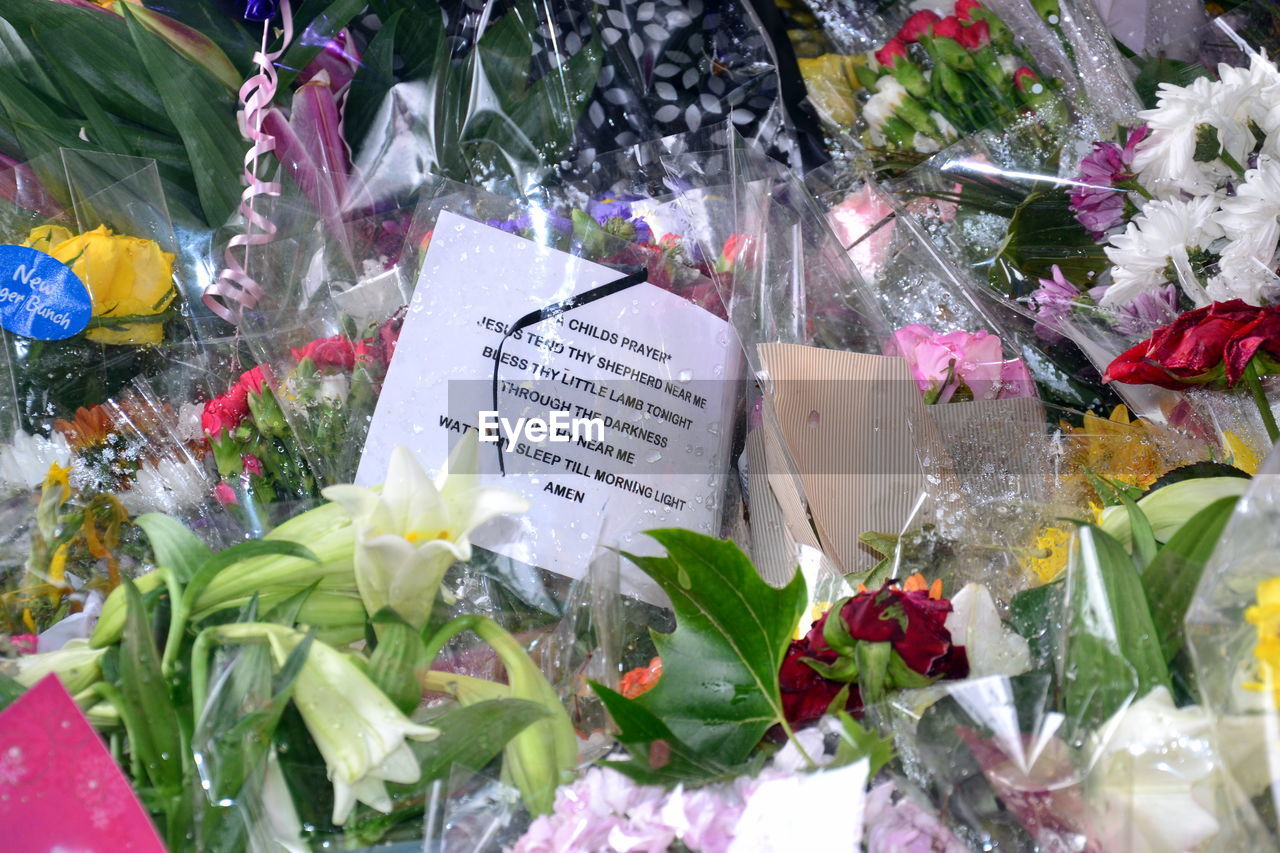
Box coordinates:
[0,244,92,340]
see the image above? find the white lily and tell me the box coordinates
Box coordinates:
[215,623,439,825]
[1090,687,1265,853]
[944,584,1032,679]
[323,432,529,629]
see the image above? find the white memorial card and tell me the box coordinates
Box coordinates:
[359,211,742,599]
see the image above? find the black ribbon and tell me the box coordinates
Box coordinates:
[490,266,649,474]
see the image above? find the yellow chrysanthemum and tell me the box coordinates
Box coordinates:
[1244,578,1280,708]
[1222,430,1262,476]
[1029,525,1071,584]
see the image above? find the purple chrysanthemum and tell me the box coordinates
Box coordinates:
[1069,126,1149,240]
[1029,265,1080,342]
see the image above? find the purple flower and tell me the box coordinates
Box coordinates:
[1070,126,1149,240]
[1030,265,1080,341]
[1113,284,1179,336]
[587,193,644,223]
[864,780,969,853]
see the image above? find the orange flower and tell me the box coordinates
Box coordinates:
[54,404,114,451]
[619,657,663,699]
[859,573,943,599]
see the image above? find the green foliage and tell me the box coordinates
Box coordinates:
[1063,525,1171,728]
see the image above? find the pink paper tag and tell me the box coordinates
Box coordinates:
[0,674,165,851]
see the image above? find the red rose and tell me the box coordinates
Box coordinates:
[779,638,861,727]
[1104,300,1264,389]
[1013,66,1039,91]
[874,37,909,68]
[931,14,964,42]
[958,19,990,49]
[898,9,941,42]
[292,335,357,371]
[956,0,983,21]
[835,585,967,676]
[1225,309,1280,384]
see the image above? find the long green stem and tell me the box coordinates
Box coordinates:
[1244,360,1279,445]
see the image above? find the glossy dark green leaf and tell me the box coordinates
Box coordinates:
[618,529,807,763]
[344,10,399,149]
[593,684,734,786]
[136,513,213,584]
[122,3,243,226]
[1009,580,1063,671]
[1143,496,1238,663]
[118,577,184,793]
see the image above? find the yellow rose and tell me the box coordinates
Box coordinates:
[27,225,176,346]
[23,224,72,254]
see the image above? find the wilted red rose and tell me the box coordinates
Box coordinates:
[828,584,967,677]
[898,9,941,42]
[956,0,983,21]
[1224,309,1280,384]
[875,37,909,68]
[779,638,861,727]
[292,335,357,371]
[1105,300,1266,390]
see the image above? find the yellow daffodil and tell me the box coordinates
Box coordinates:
[24,224,176,346]
[213,623,439,825]
[323,432,529,630]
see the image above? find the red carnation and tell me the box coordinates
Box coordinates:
[898,9,941,42]
[875,37,909,68]
[292,335,357,371]
[239,364,269,395]
[956,0,983,21]
[1105,300,1265,390]
[1013,66,1039,91]
[201,387,249,438]
[931,14,964,41]
[958,19,990,49]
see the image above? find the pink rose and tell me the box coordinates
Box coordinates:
[890,324,1035,403]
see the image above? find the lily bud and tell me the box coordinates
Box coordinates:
[213,623,438,825]
[4,638,106,694]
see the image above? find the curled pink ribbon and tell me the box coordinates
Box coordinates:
[204,1,295,325]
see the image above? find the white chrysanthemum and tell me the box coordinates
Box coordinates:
[0,431,73,493]
[863,77,909,146]
[1220,52,1280,155]
[119,456,212,516]
[1210,155,1280,304]
[1103,196,1224,309]
[1131,73,1255,198]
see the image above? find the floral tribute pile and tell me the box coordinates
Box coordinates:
[3,1,1280,852]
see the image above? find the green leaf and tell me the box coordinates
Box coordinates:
[121,3,243,227]
[1143,496,1238,664]
[0,670,23,712]
[118,577,184,794]
[1009,580,1063,671]
[1118,492,1157,570]
[346,697,548,846]
[988,189,1109,299]
[831,710,894,777]
[593,684,735,786]
[136,514,212,584]
[367,608,429,715]
[344,9,399,148]
[263,581,320,628]
[1063,526,1171,727]
[858,531,900,559]
[617,530,807,763]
